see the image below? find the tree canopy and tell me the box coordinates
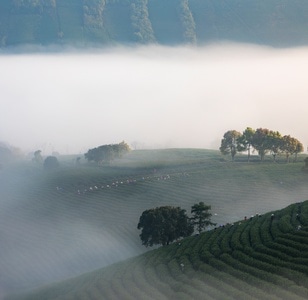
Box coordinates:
[84,141,130,165]
[190,202,216,234]
[32,150,43,164]
[219,130,242,161]
[220,127,303,162]
[138,203,216,247]
[137,206,194,247]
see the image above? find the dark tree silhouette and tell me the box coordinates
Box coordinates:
[190,202,216,234]
[137,206,193,247]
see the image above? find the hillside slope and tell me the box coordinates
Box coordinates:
[1,149,308,297]
[6,200,308,300]
[1,0,308,48]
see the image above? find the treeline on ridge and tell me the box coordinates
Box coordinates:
[1,0,308,47]
[220,127,304,162]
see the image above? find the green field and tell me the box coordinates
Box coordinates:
[1,149,308,298]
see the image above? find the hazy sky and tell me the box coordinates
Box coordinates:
[1,43,308,154]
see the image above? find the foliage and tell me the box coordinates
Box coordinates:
[190,202,216,233]
[84,141,130,164]
[251,128,271,161]
[221,127,304,162]
[43,155,59,170]
[131,0,155,43]
[3,0,308,47]
[178,0,196,44]
[267,130,282,162]
[219,130,242,161]
[83,0,106,28]
[281,135,303,163]
[237,127,255,162]
[137,206,193,246]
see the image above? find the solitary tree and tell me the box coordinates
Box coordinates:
[33,150,43,164]
[190,202,216,234]
[137,206,193,247]
[219,130,242,161]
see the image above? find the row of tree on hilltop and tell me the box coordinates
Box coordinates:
[220,127,304,162]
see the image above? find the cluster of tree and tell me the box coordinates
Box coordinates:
[220,127,304,162]
[32,150,60,170]
[84,141,130,164]
[3,0,308,48]
[137,202,216,247]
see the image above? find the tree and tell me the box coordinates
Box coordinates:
[137,206,193,247]
[33,150,43,164]
[281,135,303,163]
[267,130,282,162]
[251,128,270,161]
[112,141,131,158]
[237,127,255,162]
[190,202,216,234]
[43,156,59,170]
[219,130,242,161]
[84,141,130,165]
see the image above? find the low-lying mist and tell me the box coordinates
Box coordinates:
[1,156,308,297]
[0,43,307,154]
[0,167,147,296]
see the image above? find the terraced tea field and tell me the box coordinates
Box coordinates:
[7,200,308,300]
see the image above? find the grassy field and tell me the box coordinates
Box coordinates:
[1,149,308,298]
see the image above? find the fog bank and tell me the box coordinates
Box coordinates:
[0,43,308,154]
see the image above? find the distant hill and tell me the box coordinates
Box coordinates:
[1,0,308,49]
[6,200,308,300]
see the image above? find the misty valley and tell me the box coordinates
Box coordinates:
[1,0,308,298]
[0,40,308,300]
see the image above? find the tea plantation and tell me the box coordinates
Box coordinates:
[7,200,308,300]
[3,149,308,299]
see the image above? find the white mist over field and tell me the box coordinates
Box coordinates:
[1,43,308,154]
